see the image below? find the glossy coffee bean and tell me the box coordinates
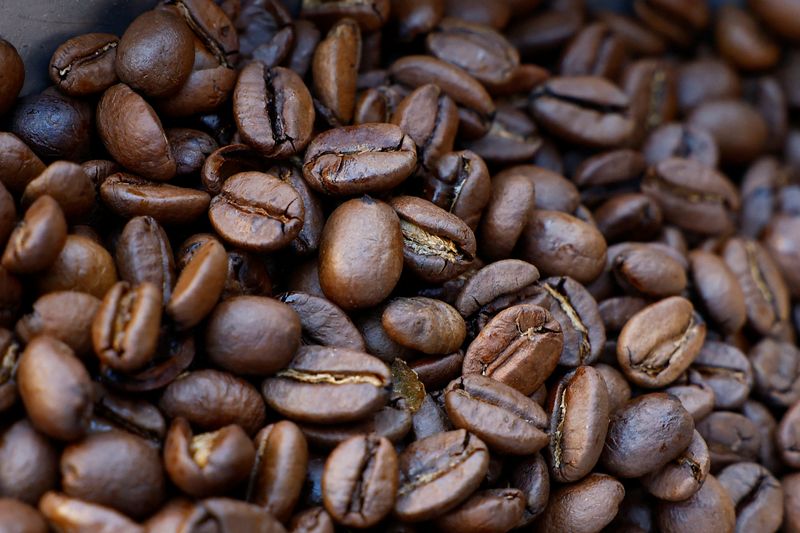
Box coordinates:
[435,488,525,533]
[382,297,465,355]
[477,168,535,260]
[166,238,227,329]
[656,475,735,533]
[717,462,783,533]
[423,150,491,230]
[318,197,403,310]
[612,244,687,298]
[687,99,767,165]
[312,18,360,126]
[0,499,46,533]
[206,295,301,375]
[394,429,489,522]
[115,216,176,304]
[160,369,266,436]
[280,292,363,351]
[17,336,92,441]
[536,473,625,533]
[208,171,304,252]
[546,366,610,483]
[166,128,218,177]
[262,346,391,424]
[0,420,58,505]
[688,340,753,410]
[61,430,165,519]
[100,173,210,225]
[778,400,800,468]
[300,0,390,32]
[15,291,99,357]
[39,492,141,533]
[601,393,694,478]
[391,84,458,169]
[640,429,710,502]
[2,195,67,274]
[445,374,548,455]
[21,161,94,221]
[463,304,563,395]
[0,39,24,114]
[688,250,746,334]
[617,296,705,388]
[50,33,119,96]
[697,411,760,469]
[322,435,398,528]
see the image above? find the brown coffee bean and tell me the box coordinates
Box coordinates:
[601,393,694,478]
[394,429,489,522]
[641,429,710,502]
[115,216,176,304]
[688,341,753,410]
[716,5,779,71]
[50,33,119,96]
[391,84,458,169]
[0,39,24,115]
[280,292,364,351]
[435,488,525,533]
[39,492,142,533]
[15,291,99,357]
[423,150,491,230]
[463,304,563,395]
[687,99,767,165]
[763,214,800,298]
[595,363,631,415]
[100,173,210,225]
[463,106,542,164]
[612,244,687,297]
[617,296,705,388]
[92,282,162,373]
[165,128,218,177]
[0,420,58,505]
[167,238,227,329]
[300,0,390,32]
[519,210,608,284]
[61,430,165,518]
[116,9,195,98]
[303,124,417,196]
[643,122,719,169]
[97,84,177,182]
[410,352,465,391]
[529,76,634,148]
[507,453,549,527]
[92,384,166,444]
[201,143,264,195]
[656,475,735,533]
[313,19,361,125]
[322,435,397,528]
[318,197,403,310]
[247,421,308,522]
[688,250,746,334]
[477,169,536,261]
[21,161,94,222]
[208,171,304,252]
[160,369,266,435]
[666,384,715,423]
[445,374,548,455]
[262,345,391,424]
[164,418,255,498]
[2,196,67,274]
[536,473,625,533]
[147,497,287,532]
[454,259,540,319]
[390,195,476,284]
[299,404,412,450]
[17,336,92,441]
[0,499,46,533]
[382,297,465,355]
[546,366,610,483]
[233,64,315,158]
[697,411,760,469]
[206,295,301,375]
[778,400,800,468]
[750,338,800,408]
[717,462,783,533]
[272,163,324,256]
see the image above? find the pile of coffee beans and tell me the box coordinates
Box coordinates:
[3,0,800,531]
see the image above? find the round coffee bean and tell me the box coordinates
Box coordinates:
[536,473,625,533]
[656,475,735,533]
[382,297,465,355]
[2,196,67,274]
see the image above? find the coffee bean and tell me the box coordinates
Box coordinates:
[477,169,536,260]
[717,461,784,533]
[445,374,548,455]
[536,473,625,533]
[382,297,465,355]
[21,161,94,222]
[688,250,746,334]
[312,19,361,126]
[688,340,753,410]
[435,488,525,533]
[643,122,720,168]
[612,243,687,297]
[391,84,458,169]
[656,475,735,533]
[39,492,141,533]
[262,345,391,424]
[208,171,304,252]
[50,33,119,96]
[115,216,176,304]
[299,404,412,450]
[665,384,716,422]
[463,304,563,395]
[0,499,46,533]
[697,411,760,469]
[778,400,800,468]
[167,238,227,329]
[688,99,767,165]
[0,420,58,505]
[2,196,67,274]
[601,393,694,478]
[617,296,705,388]
[322,435,398,528]
[422,150,491,229]
[394,429,489,522]
[641,429,710,502]
[0,39,24,115]
[454,259,540,319]
[300,0,390,32]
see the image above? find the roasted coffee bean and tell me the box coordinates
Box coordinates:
[546,366,610,483]
[101,173,211,224]
[115,216,176,304]
[0,420,58,505]
[641,429,710,502]
[39,492,142,533]
[717,462,783,533]
[61,429,165,518]
[15,291,99,357]
[299,404,412,450]
[477,168,536,260]
[529,76,634,148]
[688,340,753,410]
[208,171,304,252]
[97,84,177,182]
[643,122,720,168]
[595,363,631,414]
[560,22,626,79]
[463,304,563,395]
[508,453,549,526]
[697,411,760,469]
[688,99,768,165]
[262,346,391,424]
[160,369,266,435]
[318,197,403,310]
[601,393,694,478]
[444,374,548,455]
[519,210,608,284]
[382,297,465,355]
[312,18,360,126]
[247,421,308,522]
[206,295,301,375]
[435,488,525,533]
[742,400,782,474]
[394,429,489,522]
[750,338,800,408]
[303,124,416,196]
[21,161,94,221]
[273,163,324,256]
[507,7,584,58]
[167,238,227,329]
[594,193,663,243]
[201,143,263,195]
[390,195,476,284]
[290,506,334,533]
[234,64,314,158]
[2,195,67,274]
[410,352,464,391]
[280,292,363,351]
[536,473,625,533]
[422,150,491,229]
[784,473,800,532]
[0,39,24,115]
[666,384,716,422]
[723,237,790,337]
[322,435,397,528]
[391,84,458,169]
[300,0,390,32]
[50,33,119,96]
[623,59,677,141]
[778,400,800,468]
[520,165,580,214]
[17,336,92,441]
[598,296,647,334]
[147,497,287,532]
[656,475,735,533]
[0,499,47,533]
[643,157,739,236]
[617,296,705,388]
[116,9,195,98]
[688,250,746,334]
[166,128,218,176]
[716,5,779,72]
[612,243,686,297]
[91,384,166,443]
[164,418,255,498]
[678,59,741,114]
[763,214,800,298]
